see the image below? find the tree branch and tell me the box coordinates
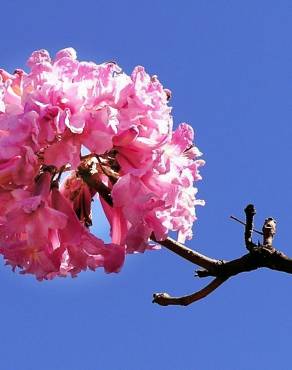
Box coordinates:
[196,248,292,278]
[244,204,256,251]
[151,235,219,271]
[152,277,227,306]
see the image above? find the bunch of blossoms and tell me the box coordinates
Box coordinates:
[0,48,204,280]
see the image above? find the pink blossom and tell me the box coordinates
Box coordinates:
[0,48,204,279]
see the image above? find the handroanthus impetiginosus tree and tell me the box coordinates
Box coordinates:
[1,48,291,306]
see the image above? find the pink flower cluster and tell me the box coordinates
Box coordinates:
[0,48,204,279]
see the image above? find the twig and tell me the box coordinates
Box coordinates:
[244,204,257,251]
[152,277,227,306]
[151,235,219,271]
[230,215,263,235]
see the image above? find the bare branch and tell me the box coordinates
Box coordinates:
[196,248,292,278]
[151,235,219,271]
[244,204,256,251]
[152,277,227,306]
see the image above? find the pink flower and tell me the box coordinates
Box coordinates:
[51,186,125,276]
[0,48,204,279]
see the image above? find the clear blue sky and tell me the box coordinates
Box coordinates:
[1,1,292,369]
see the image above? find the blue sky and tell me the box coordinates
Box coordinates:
[1,1,292,369]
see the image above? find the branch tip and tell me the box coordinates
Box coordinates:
[244,204,256,216]
[244,204,257,251]
[153,277,227,307]
[262,217,276,247]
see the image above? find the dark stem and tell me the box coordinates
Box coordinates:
[151,235,219,271]
[153,277,228,306]
[244,204,256,251]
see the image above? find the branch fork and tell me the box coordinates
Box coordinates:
[153,204,292,306]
